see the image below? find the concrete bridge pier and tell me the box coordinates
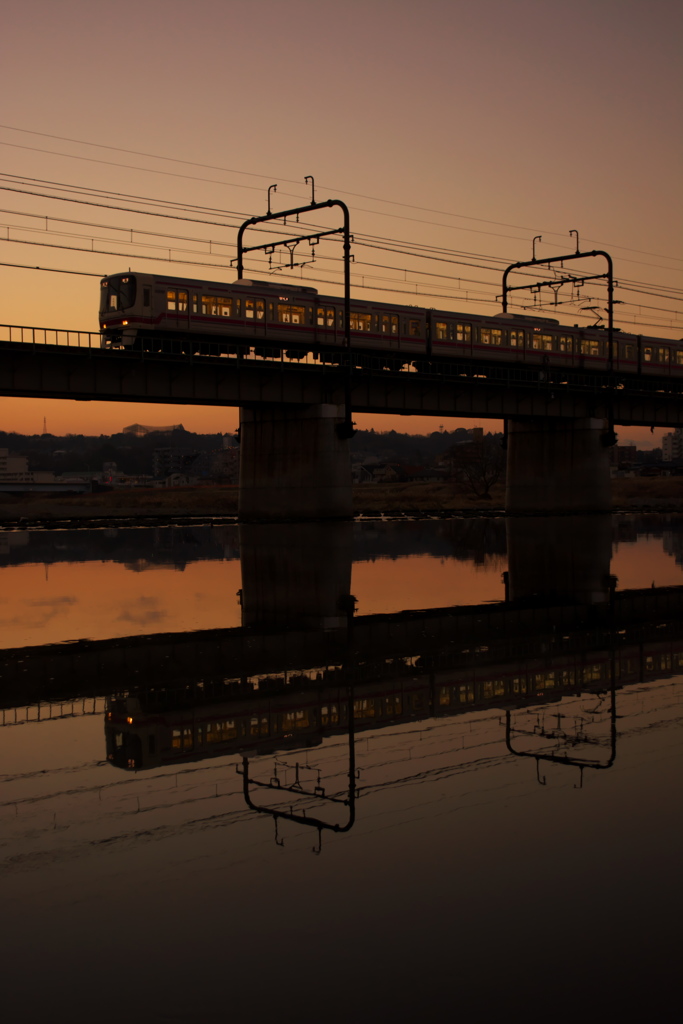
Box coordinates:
[238,403,353,521]
[505,416,612,514]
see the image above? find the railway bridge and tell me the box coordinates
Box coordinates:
[2,325,682,518]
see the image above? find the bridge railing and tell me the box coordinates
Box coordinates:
[0,324,103,348]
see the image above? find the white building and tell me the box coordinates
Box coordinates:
[662,428,683,462]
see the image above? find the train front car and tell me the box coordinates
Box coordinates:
[99,272,149,349]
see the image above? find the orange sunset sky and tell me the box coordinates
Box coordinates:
[1,0,681,446]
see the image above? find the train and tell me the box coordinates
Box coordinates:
[99,270,683,378]
[102,634,683,772]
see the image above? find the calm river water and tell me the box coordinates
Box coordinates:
[0,515,681,1023]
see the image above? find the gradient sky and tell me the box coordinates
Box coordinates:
[1,0,681,444]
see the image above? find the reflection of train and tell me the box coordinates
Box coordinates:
[105,639,683,771]
[100,271,683,377]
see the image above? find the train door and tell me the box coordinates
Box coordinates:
[381,313,400,350]
[165,285,191,333]
[245,295,267,338]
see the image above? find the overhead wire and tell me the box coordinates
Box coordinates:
[1,123,681,267]
[1,171,680,304]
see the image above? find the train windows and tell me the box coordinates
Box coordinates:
[559,335,574,353]
[622,344,635,359]
[278,303,305,324]
[166,290,187,312]
[643,346,652,362]
[283,710,309,730]
[192,295,198,313]
[102,275,136,312]
[580,339,601,356]
[171,727,192,751]
[206,720,237,743]
[408,319,421,337]
[676,351,683,365]
[320,705,339,726]
[317,307,335,327]
[381,314,399,334]
[350,312,372,331]
[435,322,449,341]
[245,299,265,319]
[658,347,670,363]
[532,333,555,351]
[202,296,232,316]
[509,329,525,347]
[456,324,471,343]
[481,328,502,345]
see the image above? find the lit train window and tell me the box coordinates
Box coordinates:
[408,319,421,337]
[622,343,635,359]
[435,322,449,341]
[456,324,471,343]
[172,727,193,750]
[559,335,573,353]
[658,347,670,362]
[245,299,265,320]
[676,351,683,365]
[350,312,372,331]
[202,296,232,316]
[282,710,309,729]
[580,339,601,356]
[509,330,525,347]
[481,328,502,345]
[381,314,399,334]
[278,303,305,324]
[532,333,555,351]
[317,307,335,327]
[643,346,652,362]
[321,705,339,726]
[167,290,188,312]
[206,720,237,742]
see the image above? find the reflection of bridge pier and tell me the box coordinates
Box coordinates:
[506,416,612,513]
[506,515,613,605]
[239,521,353,630]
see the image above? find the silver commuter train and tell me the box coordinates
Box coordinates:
[99,270,683,377]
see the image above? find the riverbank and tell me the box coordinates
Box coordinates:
[1,478,682,526]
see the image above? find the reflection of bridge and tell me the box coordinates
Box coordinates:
[2,326,683,518]
[2,582,681,719]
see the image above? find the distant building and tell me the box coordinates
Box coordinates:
[662,428,683,462]
[608,443,637,469]
[0,449,90,493]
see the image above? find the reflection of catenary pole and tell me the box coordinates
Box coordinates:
[238,687,357,854]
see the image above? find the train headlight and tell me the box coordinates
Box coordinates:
[127,716,134,724]
[122,320,128,326]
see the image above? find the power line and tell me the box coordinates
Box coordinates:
[2,123,681,267]
[2,173,679,301]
